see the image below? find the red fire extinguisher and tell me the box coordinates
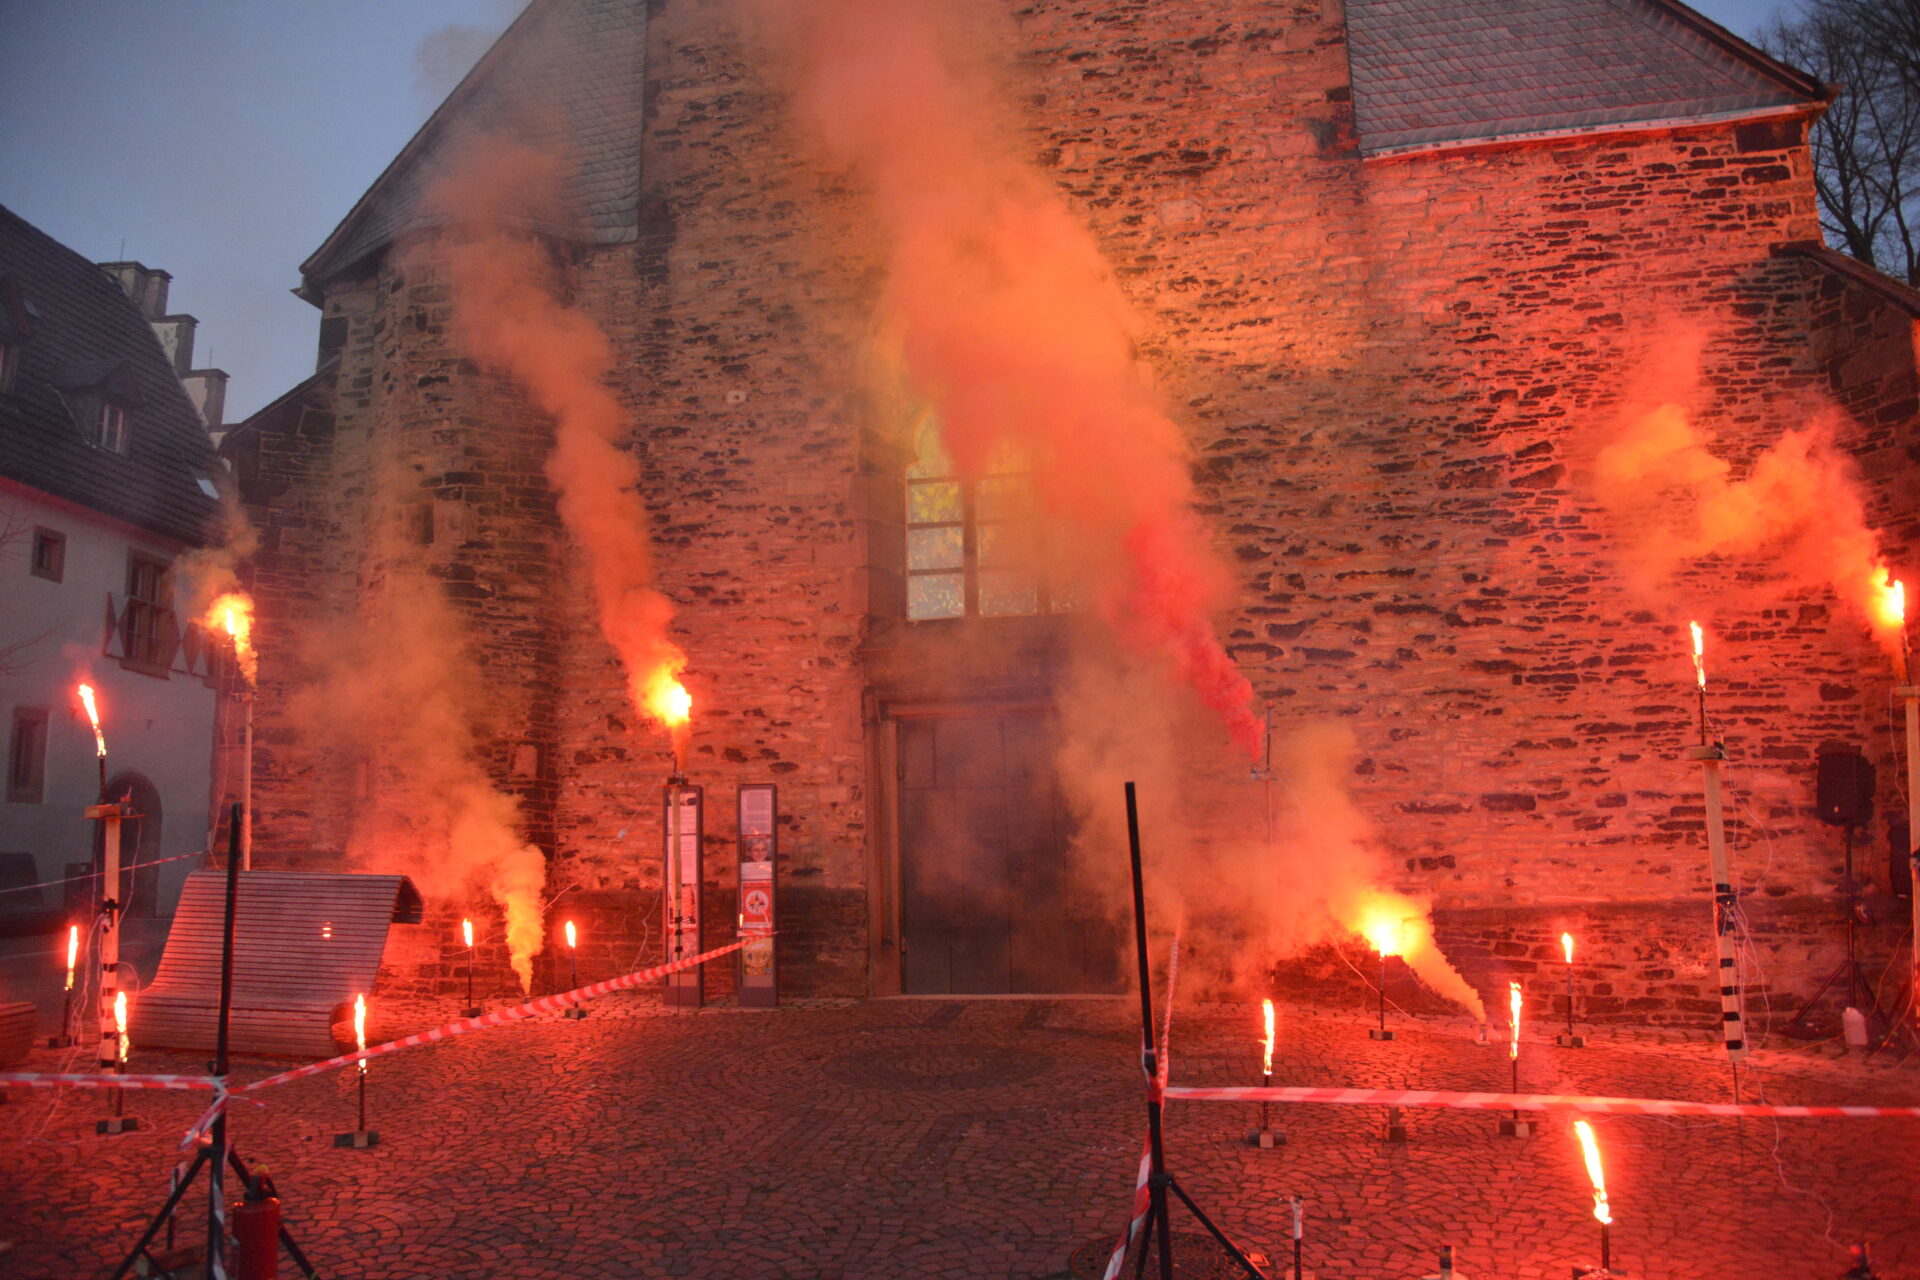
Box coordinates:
[232,1172,281,1280]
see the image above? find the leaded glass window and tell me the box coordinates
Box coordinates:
[904,413,1049,620]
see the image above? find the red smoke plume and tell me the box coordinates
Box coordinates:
[788,0,1259,756]
[1594,335,1902,659]
[424,137,691,742]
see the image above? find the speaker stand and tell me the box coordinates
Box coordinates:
[1783,825,1888,1042]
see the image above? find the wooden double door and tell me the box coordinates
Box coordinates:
[897,711,1123,995]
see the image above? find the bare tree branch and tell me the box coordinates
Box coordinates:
[1764,3,1920,284]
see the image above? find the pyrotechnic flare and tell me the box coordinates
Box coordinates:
[1688,621,1709,741]
[204,591,258,686]
[113,989,128,1065]
[77,681,107,793]
[462,918,480,1017]
[65,923,78,992]
[1365,916,1399,1040]
[1256,997,1276,1142]
[353,993,366,1075]
[1682,625,1749,1070]
[1508,981,1522,1061]
[76,687,105,756]
[1561,933,1579,1043]
[566,919,578,988]
[1572,1119,1614,1272]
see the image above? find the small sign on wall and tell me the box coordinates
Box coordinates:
[737,783,777,1008]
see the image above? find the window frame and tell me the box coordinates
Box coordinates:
[29,527,65,582]
[7,706,49,804]
[96,401,129,455]
[903,414,1049,622]
[120,551,175,676]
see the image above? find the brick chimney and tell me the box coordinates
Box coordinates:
[100,259,228,431]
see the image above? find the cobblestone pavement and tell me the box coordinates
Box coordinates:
[2,989,1917,1279]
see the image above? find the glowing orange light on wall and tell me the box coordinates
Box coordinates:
[1361,913,1402,959]
[647,671,693,728]
[204,591,257,684]
[1573,1119,1613,1225]
[77,683,106,757]
[1508,981,1522,1061]
[1261,999,1275,1077]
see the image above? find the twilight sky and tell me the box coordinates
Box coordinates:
[0,0,1806,422]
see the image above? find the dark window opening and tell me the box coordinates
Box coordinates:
[8,707,49,804]
[121,552,175,673]
[30,527,64,582]
[96,401,129,454]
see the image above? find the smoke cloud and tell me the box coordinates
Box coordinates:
[422,136,692,747]
[1593,332,1903,655]
[294,545,548,989]
[780,1,1480,1016]
[786,0,1259,757]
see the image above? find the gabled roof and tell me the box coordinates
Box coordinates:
[0,206,220,547]
[298,0,646,297]
[1346,0,1826,156]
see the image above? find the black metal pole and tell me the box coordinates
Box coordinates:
[1600,1221,1610,1273]
[1124,783,1175,1280]
[207,802,241,1280]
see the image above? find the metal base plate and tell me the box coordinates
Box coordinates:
[1556,1033,1587,1048]
[333,1129,380,1148]
[1369,1028,1396,1041]
[1498,1118,1534,1137]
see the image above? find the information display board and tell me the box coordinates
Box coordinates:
[736,783,777,1008]
[663,784,704,1008]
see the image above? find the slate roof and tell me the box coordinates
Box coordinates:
[1346,0,1826,155]
[0,206,220,547]
[299,0,646,294]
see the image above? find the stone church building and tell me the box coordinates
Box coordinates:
[225,0,1920,1020]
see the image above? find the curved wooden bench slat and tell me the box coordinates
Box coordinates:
[130,870,421,1059]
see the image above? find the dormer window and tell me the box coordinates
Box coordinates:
[96,401,129,454]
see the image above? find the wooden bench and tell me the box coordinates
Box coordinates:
[131,870,422,1059]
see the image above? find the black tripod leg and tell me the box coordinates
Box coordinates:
[109,1149,210,1280]
[1168,1176,1271,1280]
[229,1149,321,1279]
[1154,1184,1175,1280]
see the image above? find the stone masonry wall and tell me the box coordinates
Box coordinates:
[242,0,1918,1020]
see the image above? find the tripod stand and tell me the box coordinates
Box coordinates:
[1784,823,1888,1041]
[1120,782,1268,1280]
[108,806,319,1280]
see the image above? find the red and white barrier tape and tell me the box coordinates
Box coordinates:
[237,938,748,1095]
[0,1071,216,1091]
[1161,1084,1920,1119]
[1099,1139,1153,1280]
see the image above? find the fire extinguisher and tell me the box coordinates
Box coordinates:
[232,1171,281,1280]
